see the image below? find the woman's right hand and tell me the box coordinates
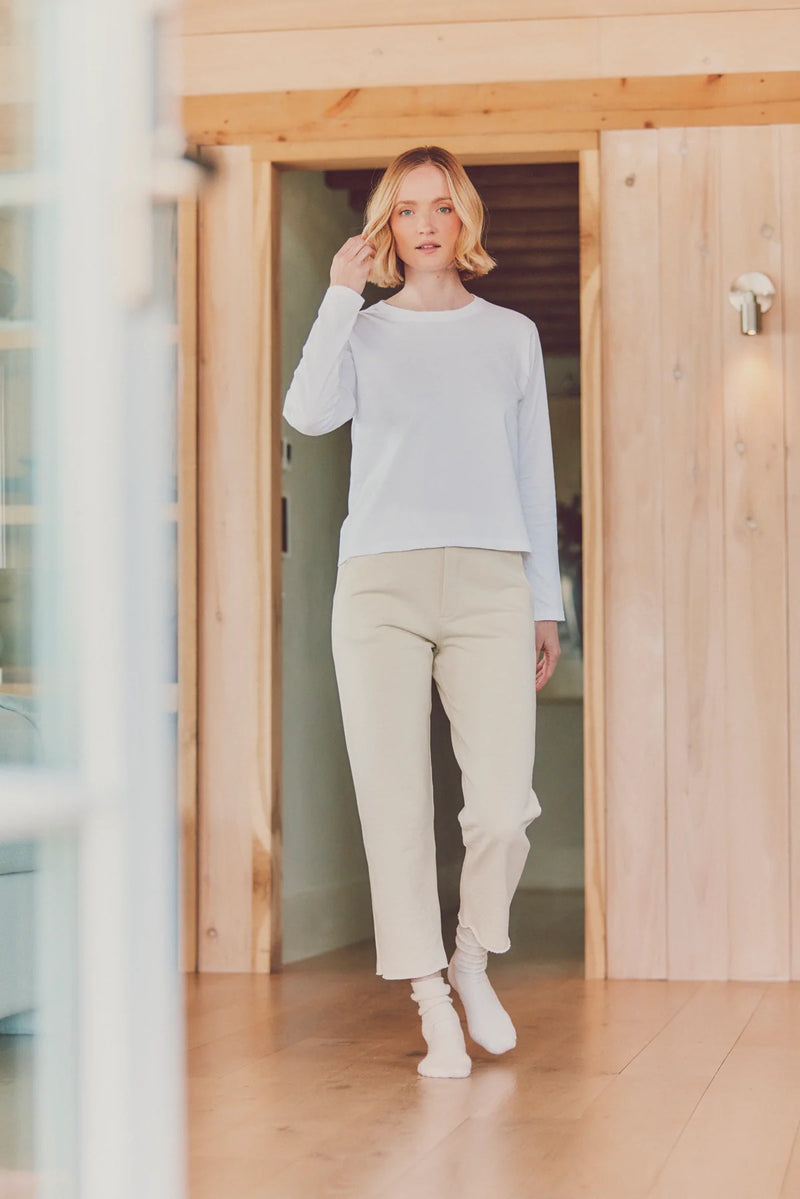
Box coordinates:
[330,235,375,295]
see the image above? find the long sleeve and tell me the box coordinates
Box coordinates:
[282,284,365,436]
[517,325,566,622]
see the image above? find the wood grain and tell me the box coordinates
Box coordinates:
[784,125,800,981]
[600,130,667,978]
[175,19,600,95]
[658,128,727,979]
[182,74,800,145]
[178,0,800,37]
[579,146,607,980]
[251,134,593,169]
[197,145,275,971]
[720,125,789,980]
[252,159,283,972]
[172,13,800,95]
[184,933,800,1199]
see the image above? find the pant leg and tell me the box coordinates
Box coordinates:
[330,549,449,980]
[431,547,542,954]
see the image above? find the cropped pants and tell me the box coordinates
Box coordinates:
[330,545,542,981]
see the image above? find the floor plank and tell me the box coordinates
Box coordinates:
[646,1044,800,1198]
[185,895,800,1199]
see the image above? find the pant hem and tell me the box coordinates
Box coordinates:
[376,956,449,981]
[456,917,511,956]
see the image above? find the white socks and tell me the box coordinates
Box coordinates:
[409,973,472,1078]
[447,922,517,1055]
[408,926,516,1076]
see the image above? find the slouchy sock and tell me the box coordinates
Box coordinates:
[409,972,472,1078]
[447,923,517,1055]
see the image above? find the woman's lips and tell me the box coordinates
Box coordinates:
[416,245,441,253]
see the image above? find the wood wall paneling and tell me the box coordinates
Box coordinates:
[601,131,667,978]
[197,144,276,972]
[579,147,607,980]
[598,12,800,78]
[659,128,728,980]
[173,12,800,95]
[178,1,800,37]
[719,126,789,980]
[176,19,600,94]
[783,126,800,981]
[600,124,797,980]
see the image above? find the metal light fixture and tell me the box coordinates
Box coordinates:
[729,272,775,335]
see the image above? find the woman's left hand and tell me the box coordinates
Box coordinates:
[535,621,561,692]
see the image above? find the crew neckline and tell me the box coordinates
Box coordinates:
[373,295,483,321]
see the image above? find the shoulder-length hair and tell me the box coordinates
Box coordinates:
[361,145,496,288]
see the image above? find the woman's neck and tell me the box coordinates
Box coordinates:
[386,265,472,311]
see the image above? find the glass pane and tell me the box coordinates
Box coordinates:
[0,347,35,696]
[1,1,187,1194]
[0,830,79,1198]
[0,209,34,322]
[0,0,77,1172]
[0,838,38,1184]
[0,181,79,1196]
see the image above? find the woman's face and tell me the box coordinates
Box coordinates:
[388,163,463,274]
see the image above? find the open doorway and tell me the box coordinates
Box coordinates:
[279,162,584,974]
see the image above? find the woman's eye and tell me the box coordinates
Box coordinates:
[396,206,451,216]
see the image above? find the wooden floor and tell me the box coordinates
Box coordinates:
[186,891,800,1199]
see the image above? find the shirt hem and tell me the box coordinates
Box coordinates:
[337,538,532,566]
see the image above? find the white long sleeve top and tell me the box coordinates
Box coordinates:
[282,284,565,622]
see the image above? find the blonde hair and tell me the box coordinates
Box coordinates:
[361,145,496,288]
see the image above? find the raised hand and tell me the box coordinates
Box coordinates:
[330,234,376,296]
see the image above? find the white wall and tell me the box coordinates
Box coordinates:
[280,171,375,963]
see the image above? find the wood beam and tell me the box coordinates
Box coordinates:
[178,1,800,37]
[182,73,800,145]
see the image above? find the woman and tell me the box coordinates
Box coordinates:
[283,145,564,1079]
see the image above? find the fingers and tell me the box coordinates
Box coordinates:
[534,644,560,691]
[339,235,374,260]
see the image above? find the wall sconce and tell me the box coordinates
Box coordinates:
[728,272,775,335]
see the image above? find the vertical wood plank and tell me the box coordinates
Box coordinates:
[579,146,606,980]
[252,160,283,972]
[177,195,199,975]
[658,128,728,979]
[719,125,789,980]
[197,144,274,971]
[600,130,667,978]
[782,125,800,980]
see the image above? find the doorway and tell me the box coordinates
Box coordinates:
[279,161,586,974]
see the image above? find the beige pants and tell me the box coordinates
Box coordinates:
[330,545,542,980]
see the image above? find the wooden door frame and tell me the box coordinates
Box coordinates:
[186,71,798,980]
[191,128,607,978]
[177,196,200,974]
[270,138,606,977]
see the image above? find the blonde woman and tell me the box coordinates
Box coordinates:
[283,145,564,1079]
